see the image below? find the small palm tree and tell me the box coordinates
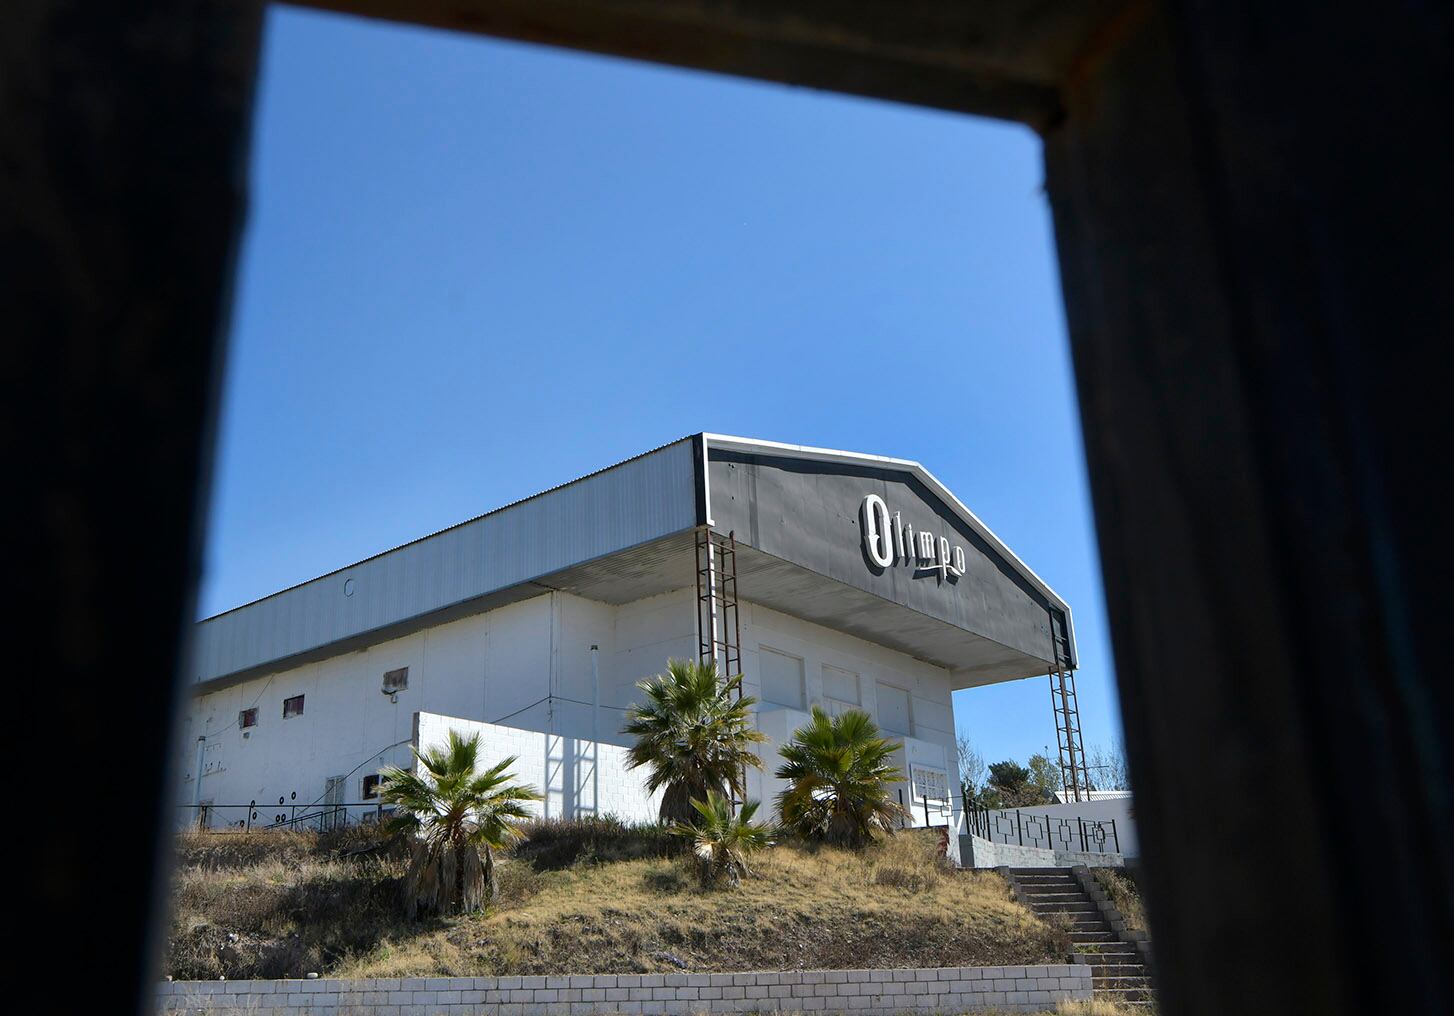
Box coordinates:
[378,730,540,918]
[622,658,768,824]
[775,706,909,848]
[673,790,774,888]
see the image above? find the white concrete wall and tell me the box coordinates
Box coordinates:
[735,601,961,854]
[181,593,579,827]
[414,712,662,823]
[177,587,965,844]
[981,798,1139,858]
[569,588,698,747]
[959,833,1126,870]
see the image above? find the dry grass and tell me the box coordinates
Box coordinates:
[946,1005,1153,1016]
[1092,867,1149,936]
[1053,1000,1155,1016]
[167,825,1064,980]
[168,826,414,980]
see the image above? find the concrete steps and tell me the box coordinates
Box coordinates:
[1004,865,1156,1006]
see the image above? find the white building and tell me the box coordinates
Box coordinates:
[179,435,1077,862]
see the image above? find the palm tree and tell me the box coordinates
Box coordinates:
[775,706,909,848]
[622,658,767,824]
[672,790,774,888]
[378,729,540,918]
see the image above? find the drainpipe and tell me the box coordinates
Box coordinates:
[191,735,206,826]
[590,645,600,744]
[590,644,601,817]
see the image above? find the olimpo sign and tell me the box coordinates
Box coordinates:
[859,493,967,582]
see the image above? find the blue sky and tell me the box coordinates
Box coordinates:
[201,4,1123,769]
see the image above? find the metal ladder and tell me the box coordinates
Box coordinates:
[695,527,742,679]
[1048,617,1092,801]
[695,527,746,808]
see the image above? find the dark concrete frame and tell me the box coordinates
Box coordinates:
[5,2,1449,1014]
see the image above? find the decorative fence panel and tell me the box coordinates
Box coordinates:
[962,803,1120,855]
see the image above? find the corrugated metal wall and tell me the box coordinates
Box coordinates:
[190,438,699,685]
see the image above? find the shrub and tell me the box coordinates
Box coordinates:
[775,707,909,847]
[379,730,540,917]
[671,791,774,889]
[622,658,767,823]
[872,864,937,892]
[511,814,681,869]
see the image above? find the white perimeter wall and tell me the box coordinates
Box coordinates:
[178,588,963,845]
[982,798,1139,858]
[414,712,662,822]
[959,833,1125,869]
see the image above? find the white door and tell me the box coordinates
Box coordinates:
[323,775,346,831]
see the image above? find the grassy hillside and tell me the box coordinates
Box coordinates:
[167,822,1066,981]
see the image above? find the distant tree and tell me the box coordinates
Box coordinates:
[986,760,1034,807]
[1026,753,1061,804]
[379,730,540,918]
[1085,742,1132,791]
[776,707,909,847]
[956,734,987,809]
[623,659,768,824]
[672,790,774,889]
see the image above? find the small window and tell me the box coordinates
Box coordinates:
[282,694,305,718]
[361,774,383,800]
[382,667,409,693]
[238,707,258,729]
[911,765,949,802]
[760,647,806,710]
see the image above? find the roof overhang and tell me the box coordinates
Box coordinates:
[189,433,1075,691]
[701,434,1076,676]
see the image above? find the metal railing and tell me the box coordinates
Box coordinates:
[893,787,956,830]
[180,799,392,833]
[962,801,1120,855]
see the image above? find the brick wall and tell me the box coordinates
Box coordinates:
[158,965,1092,1015]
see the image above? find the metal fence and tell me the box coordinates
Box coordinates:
[962,802,1120,855]
[180,798,393,833]
[892,787,956,830]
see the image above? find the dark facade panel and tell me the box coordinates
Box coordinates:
[707,448,1063,666]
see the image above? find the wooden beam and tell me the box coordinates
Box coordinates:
[298,0,1124,127]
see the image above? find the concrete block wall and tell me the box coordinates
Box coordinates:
[959,834,1123,870]
[157,965,1092,1015]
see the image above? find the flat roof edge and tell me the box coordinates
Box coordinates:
[198,435,697,624]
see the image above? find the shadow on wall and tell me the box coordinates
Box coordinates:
[414,711,662,823]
